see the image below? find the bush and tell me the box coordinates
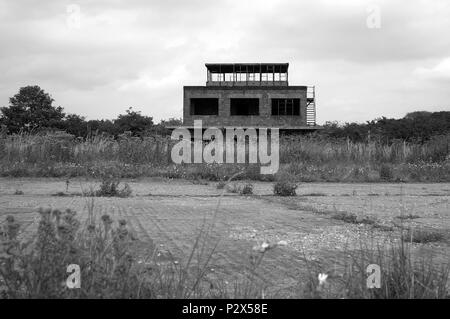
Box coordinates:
[403,228,446,244]
[273,181,297,196]
[226,183,240,194]
[216,181,226,189]
[90,178,132,197]
[240,183,254,195]
[379,164,394,181]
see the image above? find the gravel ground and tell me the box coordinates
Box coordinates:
[1,177,449,294]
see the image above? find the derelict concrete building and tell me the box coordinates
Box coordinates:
[182,63,320,131]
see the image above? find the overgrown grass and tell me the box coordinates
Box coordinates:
[1,133,448,182]
[1,202,449,299]
[403,228,447,244]
[301,238,450,298]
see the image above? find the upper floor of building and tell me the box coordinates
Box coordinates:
[206,63,289,87]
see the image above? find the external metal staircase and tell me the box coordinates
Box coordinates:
[306,86,316,126]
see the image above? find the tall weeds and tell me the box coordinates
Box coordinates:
[0,132,448,181]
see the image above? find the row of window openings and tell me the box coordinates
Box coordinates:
[190,98,300,116]
[210,73,287,82]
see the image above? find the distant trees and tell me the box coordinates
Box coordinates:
[63,114,87,137]
[114,107,154,135]
[1,85,448,142]
[0,86,178,137]
[0,86,65,133]
[320,111,450,142]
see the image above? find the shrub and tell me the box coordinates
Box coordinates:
[403,228,446,244]
[13,189,24,195]
[380,164,394,181]
[216,181,226,189]
[240,183,254,195]
[226,183,240,194]
[273,181,297,196]
[90,178,132,198]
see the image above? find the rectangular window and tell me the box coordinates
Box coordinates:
[230,98,259,116]
[271,98,301,116]
[190,98,219,115]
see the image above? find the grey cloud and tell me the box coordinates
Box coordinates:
[0,0,449,122]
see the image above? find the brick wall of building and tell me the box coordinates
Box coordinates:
[183,86,308,127]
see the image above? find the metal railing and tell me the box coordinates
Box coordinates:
[306,86,316,126]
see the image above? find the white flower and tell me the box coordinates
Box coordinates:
[318,273,328,285]
[261,242,269,249]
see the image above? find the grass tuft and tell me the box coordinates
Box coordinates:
[273,181,297,196]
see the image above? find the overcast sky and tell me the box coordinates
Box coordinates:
[0,0,449,124]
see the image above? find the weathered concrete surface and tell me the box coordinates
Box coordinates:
[1,178,449,296]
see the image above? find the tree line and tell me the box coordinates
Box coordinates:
[1,85,449,142]
[0,85,181,137]
[321,111,450,142]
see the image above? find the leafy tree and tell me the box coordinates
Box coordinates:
[160,117,183,127]
[320,111,450,143]
[63,114,87,137]
[114,107,154,135]
[86,119,118,136]
[0,86,65,133]
[147,117,183,136]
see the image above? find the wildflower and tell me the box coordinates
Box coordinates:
[253,241,271,253]
[318,273,328,286]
